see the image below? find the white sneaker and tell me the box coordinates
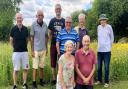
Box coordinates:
[94,81,102,85]
[104,83,109,88]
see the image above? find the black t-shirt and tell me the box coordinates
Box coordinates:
[10,25,29,52]
[48,17,65,45]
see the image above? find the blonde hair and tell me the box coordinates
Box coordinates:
[64,40,74,50]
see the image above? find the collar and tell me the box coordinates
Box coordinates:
[81,48,91,56]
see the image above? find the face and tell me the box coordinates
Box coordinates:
[36,11,44,22]
[55,7,61,16]
[82,36,90,50]
[65,44,74,54]
[100,19,107,26]
[16,14,23,25]
[65,19,72,30]
[79,17,85,26]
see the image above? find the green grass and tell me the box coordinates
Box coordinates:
[0,42,128,89]
[0,81,128,89]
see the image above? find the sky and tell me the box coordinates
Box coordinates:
[20,0,94,26]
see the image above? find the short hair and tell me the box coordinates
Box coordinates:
[65,16,72,22]
[78,13,86,19]
[36,9,44,15]
[64,40,74,50]
[15,13,23,19]
[55,4,61,9]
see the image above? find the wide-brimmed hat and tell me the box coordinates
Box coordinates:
[99,14,108,21]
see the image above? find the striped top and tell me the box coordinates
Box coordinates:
[56,27,79,54]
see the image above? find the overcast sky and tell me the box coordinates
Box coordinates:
[19,0,94,26]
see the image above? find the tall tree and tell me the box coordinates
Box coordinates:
[0,0,22,41]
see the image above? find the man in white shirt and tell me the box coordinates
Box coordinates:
[96,14,114,88]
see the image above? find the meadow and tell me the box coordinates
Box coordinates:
[0,42,128,89]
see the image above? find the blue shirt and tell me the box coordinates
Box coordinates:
[56,27,79,54]
[97,24,114,52]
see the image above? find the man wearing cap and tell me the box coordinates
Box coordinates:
[48,4,65,85]
[95,14,114,87]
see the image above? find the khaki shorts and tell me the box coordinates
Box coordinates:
[32,50,46,69]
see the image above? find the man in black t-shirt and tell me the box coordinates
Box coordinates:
[48,4,65,85]
[10,13,29,89]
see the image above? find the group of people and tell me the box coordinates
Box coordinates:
[10,3,114,89]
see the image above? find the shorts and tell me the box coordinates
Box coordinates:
[32,50,46,69]
[12,52,29,71]
[50,45,57,68]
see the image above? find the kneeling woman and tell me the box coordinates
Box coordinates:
[56,40,75,89]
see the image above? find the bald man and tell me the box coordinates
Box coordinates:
[10,13,29,89]
[75,35,97,89]
[30,9,48,89]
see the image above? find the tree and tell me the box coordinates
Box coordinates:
[0,0,22,41]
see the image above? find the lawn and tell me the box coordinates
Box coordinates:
[0,42,128,89]
[0,81,128,89]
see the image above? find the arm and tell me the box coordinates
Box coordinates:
[86,64,96,81]
[58,62,66,89]
[45,28,48,55]
[30,36,34,57]
[56,42,60,55]
[48,29,52,41]
[110,26,114,44]
[10,37,13,47]
[75,64,86,81]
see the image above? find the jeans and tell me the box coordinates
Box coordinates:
[75,84,93,89]
[97,52,111,83]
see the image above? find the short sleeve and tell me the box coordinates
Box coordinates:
[58,55,64,66]
[76,32,80,42]
[56,32,61,42]
[75,51,79,66]
[48,19,53,30]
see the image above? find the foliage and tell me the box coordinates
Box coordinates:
[0,0,22,41]
[0,43,128,86]
[71,0,128,41]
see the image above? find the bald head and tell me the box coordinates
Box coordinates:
[16,13,23,26]
[83,35,90,42]
[82,35,90,49]
[36,9,44,22]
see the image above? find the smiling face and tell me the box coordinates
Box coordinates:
[100,19,107,26]
[82,35,90,50]
[36,10,44,23]
[16,13,23,26]
[78,14,85,27]
[65,16,72,31]
[65,43,74,54]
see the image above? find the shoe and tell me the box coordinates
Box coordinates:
[94,81,102,85]
[104,83,109,88]
[23,83,28,89]
[32,81,37,89]
[40,81,45,86]
[13,85,17,89]
[51,80,56,85]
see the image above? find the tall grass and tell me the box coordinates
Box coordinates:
[0,42,128,86]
